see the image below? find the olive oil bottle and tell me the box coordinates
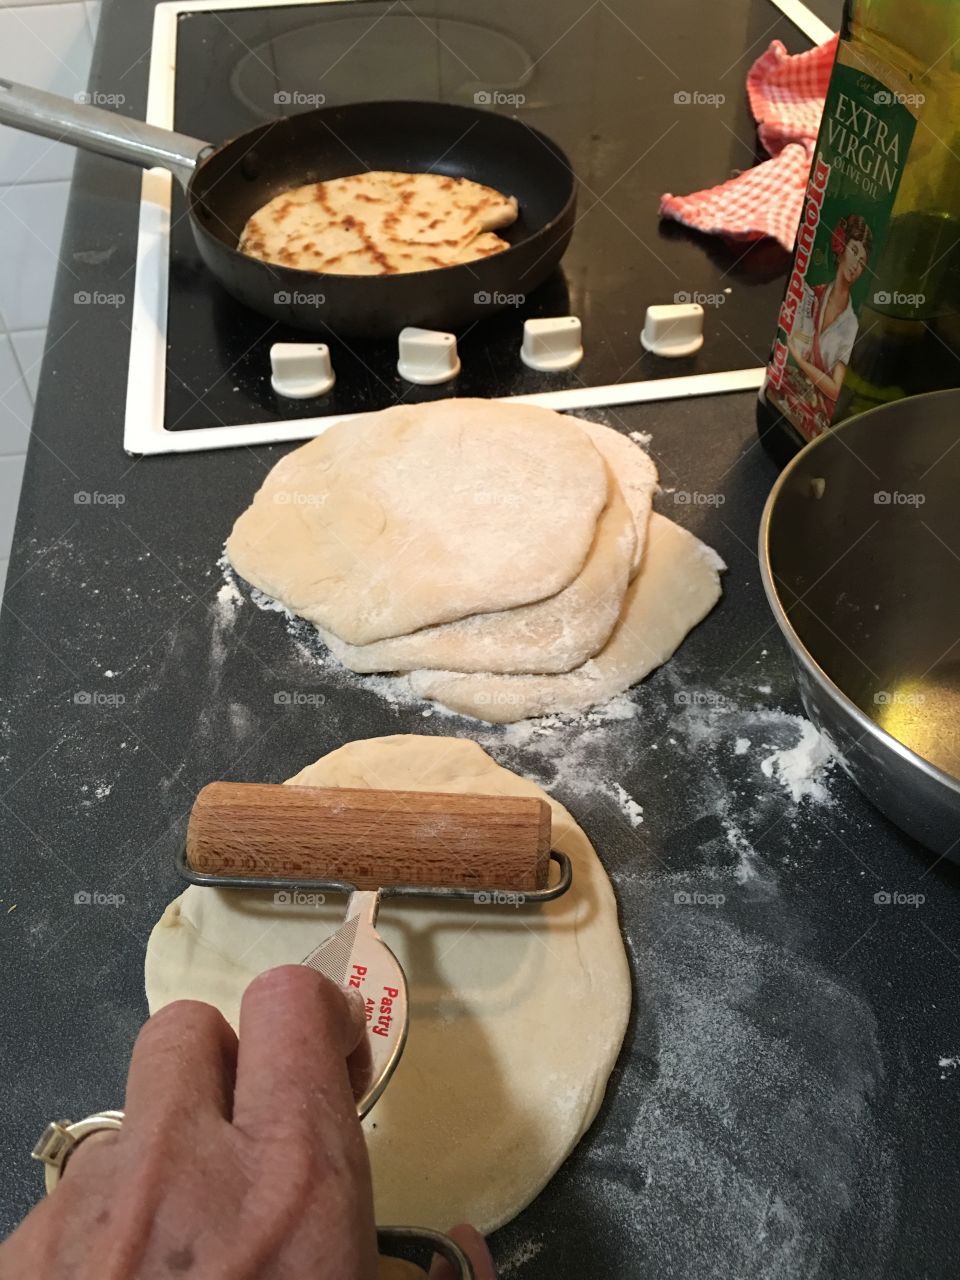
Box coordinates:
[757,0,960,464]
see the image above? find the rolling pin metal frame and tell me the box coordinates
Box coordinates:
[378,1227,475,1279]
[175,845,573,902]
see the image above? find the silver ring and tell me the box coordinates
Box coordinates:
[32,1110,125,1194]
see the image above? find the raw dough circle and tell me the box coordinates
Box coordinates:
[145,736,631,1232]
[225,399,609,646]
[577,420,658,575]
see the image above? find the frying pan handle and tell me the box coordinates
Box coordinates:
[0,78,212,189]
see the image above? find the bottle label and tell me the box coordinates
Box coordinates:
[764,42,919,441]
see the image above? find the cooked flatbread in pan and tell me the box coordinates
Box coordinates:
[238,170,519,275]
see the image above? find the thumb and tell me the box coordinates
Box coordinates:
[429,1224,497,1280]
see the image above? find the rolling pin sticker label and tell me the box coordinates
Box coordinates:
[372,987,400,1038]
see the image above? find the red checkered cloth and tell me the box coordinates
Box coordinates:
[659,35,838,250]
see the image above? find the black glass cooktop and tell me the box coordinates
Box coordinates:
[164,0,812,431]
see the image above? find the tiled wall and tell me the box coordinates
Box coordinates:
[0,0,100,595]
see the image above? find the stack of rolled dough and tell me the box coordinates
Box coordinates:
[226,399,724,722]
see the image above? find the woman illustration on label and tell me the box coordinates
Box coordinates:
[786,213,873,435]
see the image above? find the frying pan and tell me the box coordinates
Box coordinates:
[760,389,960,857]
[0,80,577,338]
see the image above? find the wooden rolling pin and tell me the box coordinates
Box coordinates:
[186,782,552,890]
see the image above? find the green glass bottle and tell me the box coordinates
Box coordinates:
[757,0,960,464]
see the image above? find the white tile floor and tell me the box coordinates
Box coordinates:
[0,0,99,597]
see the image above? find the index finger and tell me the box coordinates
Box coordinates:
[232,965,362,1142]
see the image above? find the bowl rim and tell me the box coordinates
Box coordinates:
[757,393,960,802]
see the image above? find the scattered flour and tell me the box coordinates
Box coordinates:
[939,1055,959,1079]
[228,702,255,739]
[577,907,897,1279]
[209,563,249,678]
[734,737,750,755]
[723,818,759,884]
[761,720,837,804]
[606,781,644,827]
[73,245,116,265]
[497,1237,545,1273]
[215,579,243,621]
[249,585,290,616]
[80,781,113,807]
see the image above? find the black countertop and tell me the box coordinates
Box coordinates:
[4,2,960,1277]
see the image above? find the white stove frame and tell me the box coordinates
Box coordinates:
[123,0,832,455]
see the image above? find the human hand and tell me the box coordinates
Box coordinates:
[0,967,378,1279]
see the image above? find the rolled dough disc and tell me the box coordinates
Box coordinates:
[409,514,724,722]
[318,473,636,675]
[225,399,609,645]
[144,736,631,1233]
[576,420,658,575]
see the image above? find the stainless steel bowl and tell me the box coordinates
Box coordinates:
[759,388,960,856]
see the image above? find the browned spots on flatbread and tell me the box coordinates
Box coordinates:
[313,184,335,218]
[336,211,395,271]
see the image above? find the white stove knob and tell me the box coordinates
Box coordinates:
[270,343,335,398]
[397,327,461,385]
[520,316,583,371]
[640,303,704,357]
